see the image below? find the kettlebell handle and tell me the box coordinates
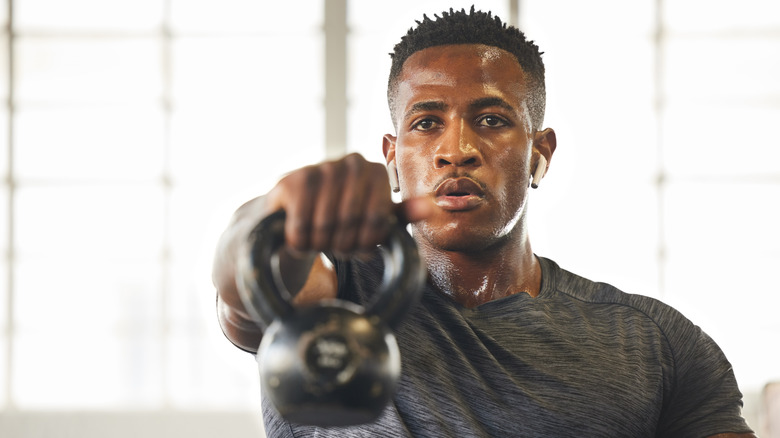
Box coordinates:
[236,210,426,330]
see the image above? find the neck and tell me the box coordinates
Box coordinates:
[417,231,541,308]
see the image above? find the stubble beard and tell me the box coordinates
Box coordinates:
[410,201,527,256]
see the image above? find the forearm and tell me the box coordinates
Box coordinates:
[212,195,273,353]
[216,294,263,353]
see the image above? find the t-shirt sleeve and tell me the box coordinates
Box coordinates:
[655,308,753,437]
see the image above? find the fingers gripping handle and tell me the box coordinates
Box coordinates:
[235,210,426,331]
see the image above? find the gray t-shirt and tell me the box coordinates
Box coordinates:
[262,256,752,437]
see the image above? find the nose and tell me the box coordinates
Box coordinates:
[434,121,483,169]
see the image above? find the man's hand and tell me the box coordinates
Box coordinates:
[265,153,428,254]
[213,153,430,352]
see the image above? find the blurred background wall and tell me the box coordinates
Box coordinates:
[0,0,778,436]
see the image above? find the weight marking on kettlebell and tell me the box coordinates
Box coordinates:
[306,334,352,374]
[297,325,363,394]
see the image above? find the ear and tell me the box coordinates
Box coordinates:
[530,128,556,188]
[382,133,397,164]
[383,134,400,193]
[533,128,556,165]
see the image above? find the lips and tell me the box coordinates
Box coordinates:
[433,177,486,211]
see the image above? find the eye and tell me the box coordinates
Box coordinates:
[412,118,440,131]
[477,115,509,127]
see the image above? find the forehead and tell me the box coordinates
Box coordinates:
[394,44,528,115]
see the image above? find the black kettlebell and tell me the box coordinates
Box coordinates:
[236,210,426,426]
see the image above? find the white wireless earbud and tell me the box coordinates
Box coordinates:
[387,161,400,193]
[531,155,547,189]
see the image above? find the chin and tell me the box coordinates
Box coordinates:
[411,220,503,253]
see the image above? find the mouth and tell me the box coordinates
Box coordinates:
[433,177,486,211]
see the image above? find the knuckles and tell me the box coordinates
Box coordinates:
[273,153,395,252]
[286,216,312,250]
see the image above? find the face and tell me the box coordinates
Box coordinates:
[384,44,539,252]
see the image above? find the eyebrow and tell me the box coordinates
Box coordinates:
[403,100,448,121]
[403,97,517,122]
[469,97,516,113]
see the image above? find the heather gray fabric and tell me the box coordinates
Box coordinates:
[261,255,752,437]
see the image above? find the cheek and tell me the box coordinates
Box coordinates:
[396,150,430,199]
[486,130,532,171]
[490,150,531,208]
[497,165,527,199]
[495,146,531,183]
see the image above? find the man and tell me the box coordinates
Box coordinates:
[212,7,755,437]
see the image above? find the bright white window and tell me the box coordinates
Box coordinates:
[3,0,323,413]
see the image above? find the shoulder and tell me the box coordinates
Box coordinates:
[538,256,690,330]
[537,256,721,375]
[538,257,753,436]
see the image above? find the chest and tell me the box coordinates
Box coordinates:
[389,298,672,437]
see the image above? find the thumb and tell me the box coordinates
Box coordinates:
[395,197,434,224]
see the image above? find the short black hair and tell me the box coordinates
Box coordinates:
[388,6,546,131]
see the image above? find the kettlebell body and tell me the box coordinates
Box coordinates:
[259,302,400,426]
[237,211,425,426]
